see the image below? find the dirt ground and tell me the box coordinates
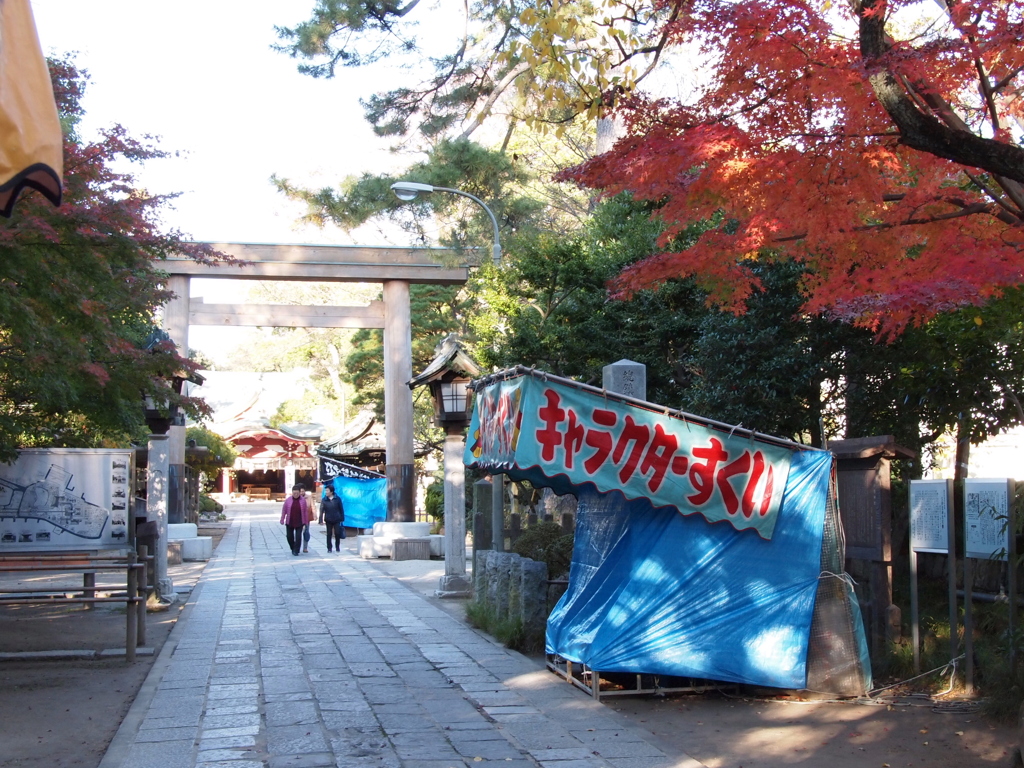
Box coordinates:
[378,557,1024,768]
[0,524,1020,768]
[0,610,181,768]
[0,525,224,768]
[607,690,1017,767]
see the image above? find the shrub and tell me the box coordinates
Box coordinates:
[199,494,223,513]
[424,480,444,524]
[511,521,574,580]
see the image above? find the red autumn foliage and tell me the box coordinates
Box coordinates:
[560,0,1024,334]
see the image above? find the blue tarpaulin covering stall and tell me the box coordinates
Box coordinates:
[318,455,387,529]
[326,476,387,529]
[465,367,871,693]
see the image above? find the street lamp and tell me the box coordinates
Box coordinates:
[390,181,501,266]
[409,334,480,598]
[392,180,507,554]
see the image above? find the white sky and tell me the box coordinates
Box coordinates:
[32,0,422,360]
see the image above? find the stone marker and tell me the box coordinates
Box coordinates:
[602,358,646,401]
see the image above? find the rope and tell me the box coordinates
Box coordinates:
[865,655,964,699]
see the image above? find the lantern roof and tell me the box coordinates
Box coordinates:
[408,334,481,389]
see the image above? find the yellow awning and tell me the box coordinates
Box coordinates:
[0,0,62,217]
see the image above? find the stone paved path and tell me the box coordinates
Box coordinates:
[100,505,697,768]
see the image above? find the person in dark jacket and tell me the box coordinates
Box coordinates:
[318,484,345,553]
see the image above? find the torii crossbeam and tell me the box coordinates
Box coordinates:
[160,242,469,521]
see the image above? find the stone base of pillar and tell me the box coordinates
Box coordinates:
[436,574,472,598]
[156,577,178,605]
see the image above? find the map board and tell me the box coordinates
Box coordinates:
[0,448,134,551]
[964,479,1011,561]
[909,479,951,554]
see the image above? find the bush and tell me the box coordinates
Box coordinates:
[424,480,443,525]
[199,494,223,514]
[511,521,574,580]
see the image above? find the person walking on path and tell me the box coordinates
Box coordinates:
[318,484,345,553]
[280,484,311,556]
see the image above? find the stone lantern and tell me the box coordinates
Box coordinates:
[141,330,203,603]
[409,334,480,597]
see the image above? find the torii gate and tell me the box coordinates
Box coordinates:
[160,242,469,522]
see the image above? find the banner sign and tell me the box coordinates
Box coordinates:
[318,454,385,481]
[466,375,795,539]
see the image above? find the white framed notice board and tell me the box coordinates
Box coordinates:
[964,479,1011,561]
[910,479,951,553]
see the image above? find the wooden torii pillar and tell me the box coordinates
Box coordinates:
[161,243,468,522]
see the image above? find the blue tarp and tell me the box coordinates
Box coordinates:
[546,449,833,690]
[328,476,387,529]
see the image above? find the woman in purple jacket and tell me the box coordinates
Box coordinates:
[280,485,311,556]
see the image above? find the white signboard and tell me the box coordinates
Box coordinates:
[910,479,951,553]
[964,479,1010,561]
[0,448,133,551]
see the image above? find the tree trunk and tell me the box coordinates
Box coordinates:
[596,117,625,155]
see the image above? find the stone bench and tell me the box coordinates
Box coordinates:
[392,537,431,561]
[356,522,444,559]
[167,523,213,562]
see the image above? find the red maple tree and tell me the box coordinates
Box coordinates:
[560,0,1024,334]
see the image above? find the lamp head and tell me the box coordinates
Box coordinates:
[391,181,435,202]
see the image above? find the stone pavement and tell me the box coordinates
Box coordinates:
[100,504,700,768]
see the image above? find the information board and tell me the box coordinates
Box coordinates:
[0,448,133,551]
[909,479,951,553]
[964,479,1010,560]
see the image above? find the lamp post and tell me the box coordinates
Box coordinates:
[391,180,506,553]
[390,182,501,267]
[409,335,480,597]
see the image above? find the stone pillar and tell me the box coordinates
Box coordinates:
[163,275,190,525]
[383,280,415,521]
[491,474,505,552]
[438,427,471,597]
[508,555,524,622]
[284,465,296,492]
[485,551,502,611]
[220,467,230,495]
[472,479,494,584]
[475,548,492,601]
[603,359,646,401]
[146,434,175,604]
[493,552,517,622]
[522,559,549,647]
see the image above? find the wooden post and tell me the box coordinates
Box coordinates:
[947,484,959,666]
[136,544,148,647]
[964,557,974,693]
[126,552,138,663]
[82,571,95,610]
[910,548,920,674]
[1008,479,1017,674]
